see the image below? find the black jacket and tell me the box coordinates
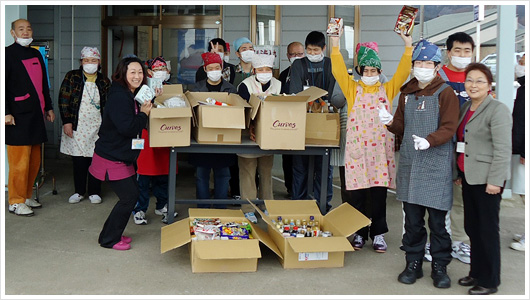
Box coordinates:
[5,43,53,145]
[192,78,237,93]
[512,76,525,158]
[94,82,148,164]
[58,68,111,130]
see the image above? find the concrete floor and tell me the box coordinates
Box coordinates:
[3,154,527,296]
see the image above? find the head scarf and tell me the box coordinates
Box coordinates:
[252,54,275,68]
[356,46,381,69]
[355,41,379,54]
[146,56,167,70]
[412,39,442,62]
[234,37,252,52]
[201,52,222,67]
[80,47,101,59]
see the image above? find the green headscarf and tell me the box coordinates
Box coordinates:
[356,46,381,70]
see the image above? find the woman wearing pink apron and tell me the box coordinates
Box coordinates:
[330,30,412,253]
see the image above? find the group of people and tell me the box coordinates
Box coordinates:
[5,18,525,295]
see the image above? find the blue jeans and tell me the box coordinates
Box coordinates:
[134,174,168,213]
[196,166,230,209]
[291,155,333,211]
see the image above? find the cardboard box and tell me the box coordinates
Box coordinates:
[305,113,340,146]
[186,92,251,144]
[249,86,328,150]
[250,200,371,269]
[161,208,281,273]
[149,85,192,147]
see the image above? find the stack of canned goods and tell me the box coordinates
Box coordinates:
[270,216,333,238]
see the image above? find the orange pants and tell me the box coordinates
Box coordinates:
[7,144,41,205]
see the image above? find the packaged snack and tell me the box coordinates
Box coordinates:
[394,5,418,36]
[326,17,343,36]
[198,97,230,106]
[134,84,155,105]
[194,224,220,240]
[192,218,222,227]
[162,96,187,108]
[220,225,250,240]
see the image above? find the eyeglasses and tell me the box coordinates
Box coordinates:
[465,79,489,86]
[288,52,305,57]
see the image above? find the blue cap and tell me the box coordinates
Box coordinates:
[412,39,441,62]
[234,37,252,52]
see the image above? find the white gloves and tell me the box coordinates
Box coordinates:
[412,134,430,150]
[377,104,393,125]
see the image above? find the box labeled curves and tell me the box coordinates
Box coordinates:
[249,86,328,150]
[160,208,280,273]
[149,85,192,147]
[249,200,371,269]
[186,92,251,144]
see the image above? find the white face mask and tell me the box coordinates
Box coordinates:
[289,56,302,64]
[306,53,324,63]
[414,67,437,84]
[223,55,230,63]
[256,72,273,84]
[217,52,225,62]
[207,70,222,82]
[451,56,472,70]
[15,34,33,47]
[361,75,379,86]
[82,63,98,74]
[152,71,167,80]
[515,64,525,78]
[165,73,171,81]
[240,50,254,63]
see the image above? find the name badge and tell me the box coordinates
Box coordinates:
[456,142,465,153]
[132,138,145,150]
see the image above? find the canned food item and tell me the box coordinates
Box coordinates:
[321,231,332,237]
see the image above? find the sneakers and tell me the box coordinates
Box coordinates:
[89,195,102,204]
[68,193,84,204]
[161,211,178,224]
[352,234,365,250]
[513,233,524,242]
[244,212,258,224]
[398,260,423,284]
[25,198,42,208]
[373,234,387,253]
[112,241,131,251]
[133,211,147,225]
[424,243,432,262]
[121,236,132,244]
[154,205,168,216]
[451,242,471,264]
[8,203,34,216]
[510,235,525,251]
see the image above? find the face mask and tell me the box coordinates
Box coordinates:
[152,71,167,80]
[82,63,98,74]
[15,34,33,47]
[217,52,225,62]
[207,70,222,82]
[256,72,273,84]
[515,64,525,78]
[223,55,230,63]
[451,56,472,70]
[289,56,302,64]
[306,53,324,63]
[361,75,379,86]
[165,73,171,82]
[240,50,254,63]
[414,67,437,84]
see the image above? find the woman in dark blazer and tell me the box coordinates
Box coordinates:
[455,63,512,295]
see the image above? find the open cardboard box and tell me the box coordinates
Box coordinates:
[248,86,328,150]
[161,208,281,273]
[149,85,192,147]
[305,113,340,146]
[248,199,371,269]
[186,92,251,144]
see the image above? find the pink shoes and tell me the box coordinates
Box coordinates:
[121,236,132,244]
[112,241,131,251]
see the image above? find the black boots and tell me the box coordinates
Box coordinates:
[398,260,423,284]
[431,261,451,288]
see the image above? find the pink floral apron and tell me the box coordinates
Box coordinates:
[344,85,396,190]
